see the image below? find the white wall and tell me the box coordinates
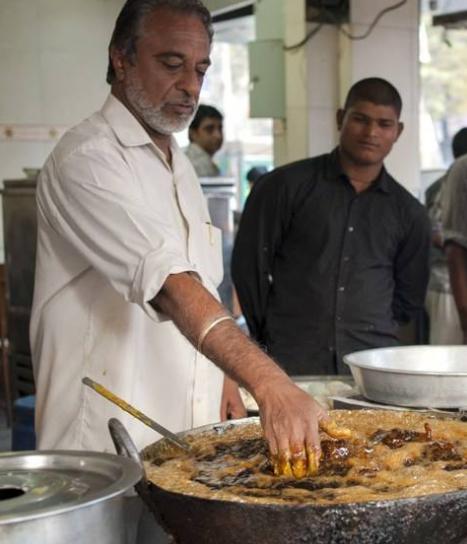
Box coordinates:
[306,24,340,157]
[0,0,124,259]
[0,0,124,170]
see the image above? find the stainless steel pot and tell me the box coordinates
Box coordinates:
[0,449,142,543]
[343,345,467,408]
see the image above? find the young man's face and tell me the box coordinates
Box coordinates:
[112,7,211,135]
[190,116,223,156]
[337,100,403,167]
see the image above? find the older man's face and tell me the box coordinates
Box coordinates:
[117,8,211,135]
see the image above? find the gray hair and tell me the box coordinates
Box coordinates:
[106,0,213,84]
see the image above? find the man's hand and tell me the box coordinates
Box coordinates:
[220,375,247,420]
[254,375,328,477]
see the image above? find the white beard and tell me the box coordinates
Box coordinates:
[125,76,195,134]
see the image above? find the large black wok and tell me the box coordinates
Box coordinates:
[108,417,467,544]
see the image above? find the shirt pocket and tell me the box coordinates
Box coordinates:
[201,222,224,288]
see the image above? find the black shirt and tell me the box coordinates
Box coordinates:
[231,149,431,375]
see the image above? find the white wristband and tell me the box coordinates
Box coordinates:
[197,316,234,353]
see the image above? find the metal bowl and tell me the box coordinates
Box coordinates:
[343,345,467,408]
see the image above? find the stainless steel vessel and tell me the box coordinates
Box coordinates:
[344,345,467,408]
[0,449,141,543]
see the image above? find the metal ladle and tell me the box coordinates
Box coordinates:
[82,376,190,452]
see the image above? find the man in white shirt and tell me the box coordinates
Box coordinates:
[185,104,223,176]
[32,0,325,480]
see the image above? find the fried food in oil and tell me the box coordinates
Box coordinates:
[145,411,467,506]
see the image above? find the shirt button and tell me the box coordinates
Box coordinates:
[338,286,345,292]
[343,256,350,262]
[336,315,342,321]
[328,346,335,352]
[348,226,354,232]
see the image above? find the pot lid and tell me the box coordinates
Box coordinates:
[0,450,142,525]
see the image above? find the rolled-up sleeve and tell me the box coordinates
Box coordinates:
[37,139,195,321]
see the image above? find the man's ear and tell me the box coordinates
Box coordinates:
[110,46,126,82]
[396,121,404,140]
[336,109,345,131]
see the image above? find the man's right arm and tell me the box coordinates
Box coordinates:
[446,243,467,343]
[150,272,328,467]
[231,174,287,342]
[442,156,467,343]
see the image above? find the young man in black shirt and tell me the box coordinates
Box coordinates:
[232,77,431,376]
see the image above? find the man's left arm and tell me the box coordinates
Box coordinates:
[392,206,432,323]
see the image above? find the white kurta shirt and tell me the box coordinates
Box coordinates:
[31,94,224,453]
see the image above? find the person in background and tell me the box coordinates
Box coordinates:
[232,77,431,377]
[185,104,223,176]
[442,131,467,344]
[246,165,268,190]
[232,165,269,321]
[425,128,467,344]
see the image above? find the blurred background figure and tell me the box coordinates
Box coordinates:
[185,104,223,177]
[246,166,268,190]
[425,127,467,345]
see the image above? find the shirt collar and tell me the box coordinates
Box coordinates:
[101,94,153,147]
[327,147,391,194]
[101,93,182,166]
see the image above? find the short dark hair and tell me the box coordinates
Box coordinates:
[452,127,467,159]
[106,0,213,84]
[246,166,268,184]
[343,77,402,118]
[189,104,223,131]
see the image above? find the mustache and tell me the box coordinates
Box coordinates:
[167,100,196,108]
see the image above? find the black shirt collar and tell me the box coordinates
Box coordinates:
[327,147,391,194]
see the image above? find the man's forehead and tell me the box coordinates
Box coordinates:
[200,117,222,127]
[348,101,399,120]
